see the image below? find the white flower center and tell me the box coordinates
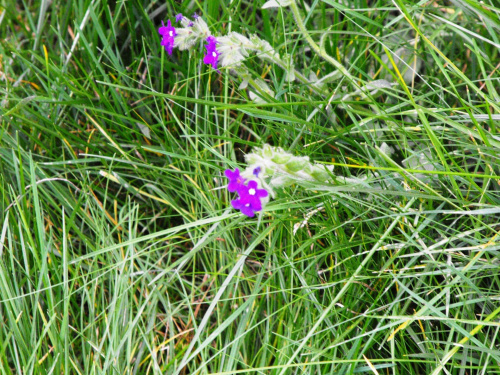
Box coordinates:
[248,188,256,195]
[245,203,250,207]
[169,31,173,37]
[212,51,217,57]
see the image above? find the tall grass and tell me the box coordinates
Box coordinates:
[1,0,500,374]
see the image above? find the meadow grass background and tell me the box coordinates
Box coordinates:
[1,0,500,374]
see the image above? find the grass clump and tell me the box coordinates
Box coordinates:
[1,0,500,374]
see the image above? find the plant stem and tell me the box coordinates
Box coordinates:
[289,0,358,88]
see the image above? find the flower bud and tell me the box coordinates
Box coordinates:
[263,144,274,157]
[282,53,296,82]
[310,167,330,182]
[245,154,263,166]
[270,176,293,187]
[271,153,291,164]
[286,157,308,172]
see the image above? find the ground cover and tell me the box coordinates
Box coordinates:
[1,0,500,374]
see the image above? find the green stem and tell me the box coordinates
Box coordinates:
[289,0,358,87]
[243,43,329,97]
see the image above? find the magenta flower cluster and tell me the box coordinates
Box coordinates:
[158,20,176,55]
[158,14,220,70]
[203,36,220,71]
[224,169,268,217]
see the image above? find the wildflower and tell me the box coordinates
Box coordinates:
[158,20,176,55]
[191,16,210,39]
[224,168,246,192]
[225,169,269,217]
[244,144,334,188]
[174,28,196,50]
[237,180,268,208]
[216,32,250,67]
[176,13,194,27]
[231,180,268,217]
[171,15,210,51]
[158,15,211,55]
[231,196,261,218]
[203,36,220,70]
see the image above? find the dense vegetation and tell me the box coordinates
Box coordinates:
[1,0,500,374]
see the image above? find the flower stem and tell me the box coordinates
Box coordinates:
[289,0,358,88]
[243,43,329,97]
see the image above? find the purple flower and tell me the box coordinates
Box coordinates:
[224,168,246,192]
[158,20,176,55]
[253,167,261,177]
[175,13,183,22]
[192,12,200,19]
[203,36,220,71]
[231,197,261,218]
[225,169,269,218]
[237,180,268,207]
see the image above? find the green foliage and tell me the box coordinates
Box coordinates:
[1,0,500,374]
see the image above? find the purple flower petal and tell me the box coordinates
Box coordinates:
[236,183,249,198]
[224,168,246,192]
[231,196,261,217]
[203,36,220,71]
[240,180,268,199]
[175,13,183,22]
[158,20,176,55]
[236,187,263,209]
[227,181,239,192]
[247,180,258,190]
[249,198,262,211]
[240,203,256,217]
[227,173,267,218]
[231,199,243,210]
[233,198,255,217]
[224,168,239,179]
[257,188,268,198]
